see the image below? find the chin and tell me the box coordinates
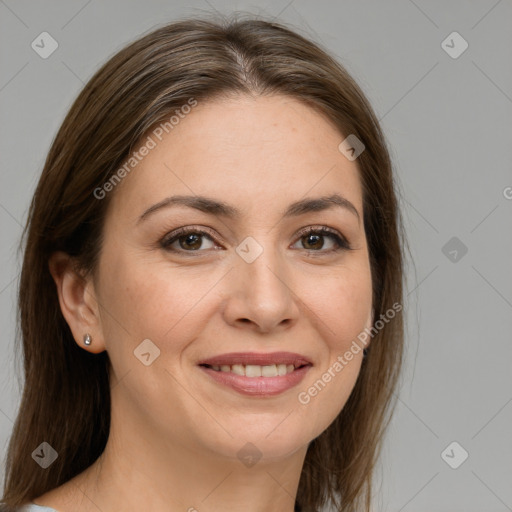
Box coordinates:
[193,411,319,464]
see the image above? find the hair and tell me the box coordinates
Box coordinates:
[1,13,405,512]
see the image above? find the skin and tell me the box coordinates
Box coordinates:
[42,94,373,512]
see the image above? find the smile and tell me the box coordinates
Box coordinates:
[202,363,299,377]
[198,352,312,396]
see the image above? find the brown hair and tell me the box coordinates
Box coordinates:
[1,14,404,512]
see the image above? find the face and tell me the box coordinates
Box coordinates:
[91,94,373,463]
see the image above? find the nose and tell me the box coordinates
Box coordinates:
[221,247,300,334]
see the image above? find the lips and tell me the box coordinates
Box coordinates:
[197,351,312,396]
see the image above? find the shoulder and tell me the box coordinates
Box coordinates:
[17,467,95,512]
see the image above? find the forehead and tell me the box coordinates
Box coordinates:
[108,94,363,221]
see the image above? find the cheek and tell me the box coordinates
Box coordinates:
[295,264,372,429]
[96,251,219,352]
[307,264,373,350]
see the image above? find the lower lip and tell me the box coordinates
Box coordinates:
[199,365,311,396]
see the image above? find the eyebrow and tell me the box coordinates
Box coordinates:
[137,193,360,224]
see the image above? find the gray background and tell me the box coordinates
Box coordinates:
[1,1,511,511]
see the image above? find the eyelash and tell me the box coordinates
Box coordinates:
[159,225,352,255]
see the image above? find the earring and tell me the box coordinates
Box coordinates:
[83,333,92,346]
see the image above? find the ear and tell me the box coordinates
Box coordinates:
[49,251,106,354]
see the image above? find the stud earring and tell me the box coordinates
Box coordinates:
[83,333,92,346]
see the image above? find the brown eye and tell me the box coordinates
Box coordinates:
[161,229,217,252]
[301,233,324,250]
[179,233,203,250]
[292,227,351,253]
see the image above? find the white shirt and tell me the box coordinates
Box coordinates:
[18,504,58,512]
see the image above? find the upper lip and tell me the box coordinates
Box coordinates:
[198,351,312,367]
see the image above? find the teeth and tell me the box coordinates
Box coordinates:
[245,365,261,377]
[231,364,245,376]
[261,365,277,377]
[207,363,300,377]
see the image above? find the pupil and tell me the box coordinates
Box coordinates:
[304,234,323,250]
[181,233,201,250]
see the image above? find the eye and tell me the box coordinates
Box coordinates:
[291,226,351,253]
[160,227,220,252]
[159,225,351,255]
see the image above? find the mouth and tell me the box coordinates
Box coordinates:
[197,352,312,396]
[199,362,307,377]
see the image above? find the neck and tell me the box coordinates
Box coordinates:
[73,389,307,512]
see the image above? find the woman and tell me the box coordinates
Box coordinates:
[1,14,404,512]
